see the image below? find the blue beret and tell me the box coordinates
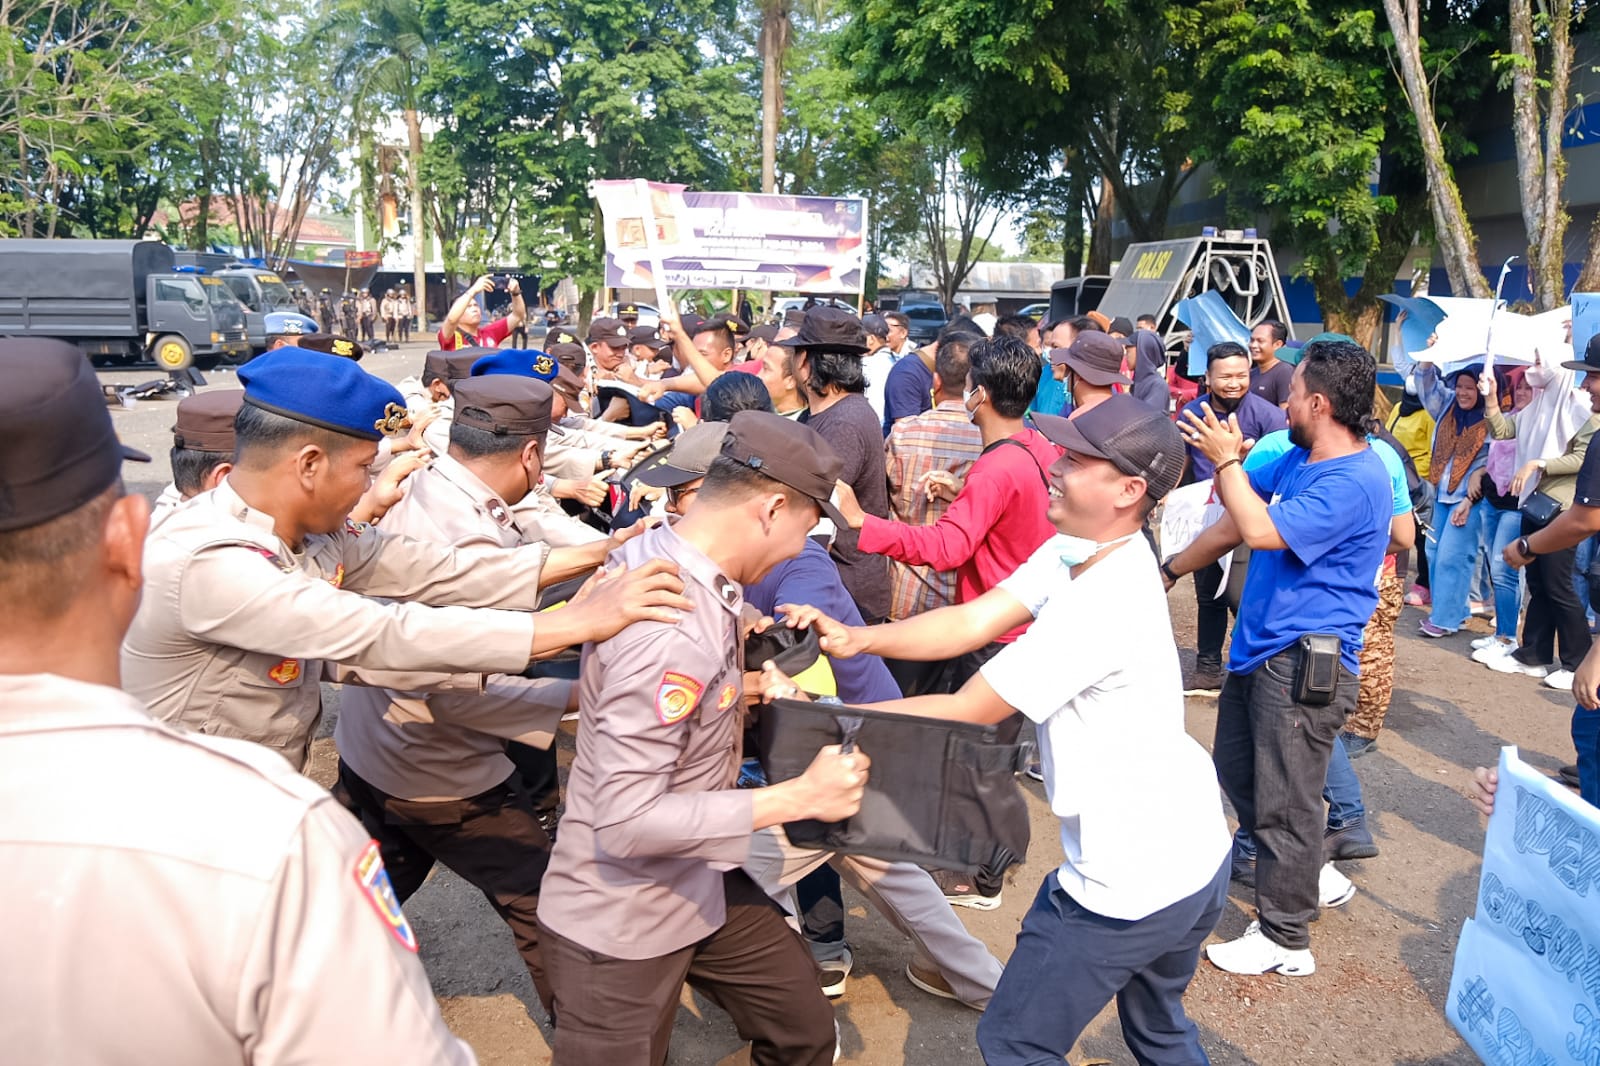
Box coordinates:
[471,348,559,381]
[237,347,405,441]
[264,311,319,336]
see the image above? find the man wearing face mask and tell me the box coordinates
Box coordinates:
[765,395,1231,1066]
[1178,342,1288,692]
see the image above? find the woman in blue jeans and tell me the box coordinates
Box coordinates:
[1418,363,1490,636]
[1467,369,1533,659]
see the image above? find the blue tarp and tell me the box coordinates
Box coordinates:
[1174,291,1252,376]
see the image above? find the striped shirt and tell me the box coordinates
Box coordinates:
[883,400,983,621]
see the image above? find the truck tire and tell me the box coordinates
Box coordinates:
[150,334,194,372]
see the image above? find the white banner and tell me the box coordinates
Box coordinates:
[1446,746,1600,1065]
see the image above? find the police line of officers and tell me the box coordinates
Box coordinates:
[0,335,873,1065]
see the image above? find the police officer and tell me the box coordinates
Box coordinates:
[0,339,475,1065]
[337,372,600,1018]
[152,388,244,524]
[537,410,870,1066]
[121,346,691,770]
[397,348,490,454]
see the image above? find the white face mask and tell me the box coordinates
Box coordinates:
[1057,531,1138,568]
[962,386,985,423]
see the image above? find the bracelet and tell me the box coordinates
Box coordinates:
[1213,458,1242,475]
[1160,560,1181,583]
[1519,536,1538,558]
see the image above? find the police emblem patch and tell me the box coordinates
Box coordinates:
[268,658,302,685]
[716,683,737,712]
[354,841,418,952]
[655,671,705,725]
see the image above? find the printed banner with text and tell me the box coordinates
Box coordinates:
[593,180,866,294]
[1446,746,1600,1066]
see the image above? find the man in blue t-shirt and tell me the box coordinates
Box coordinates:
[1160,339,1391,978]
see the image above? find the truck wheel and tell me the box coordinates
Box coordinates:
[150,334,194,372]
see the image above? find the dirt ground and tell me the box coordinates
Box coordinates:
[101,344,1581,1064]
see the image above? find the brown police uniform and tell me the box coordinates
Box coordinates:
[538,413,848,1066]
[334,384,570,1014]
[0,338,472,1065]
[510,484,609,547]
[0,676,476,1066]
[122,478,550,770]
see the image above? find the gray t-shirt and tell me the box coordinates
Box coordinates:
[806,393,892,621]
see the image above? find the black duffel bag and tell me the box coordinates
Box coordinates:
[756,697,1032,875]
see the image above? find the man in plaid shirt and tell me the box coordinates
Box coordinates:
[882,334,983,693]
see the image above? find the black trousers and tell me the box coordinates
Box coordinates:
[1193,561,1234,671]
[1514,515,1592,670]
[540,870,836,1066]
[1212,648,1355,950]
[335,761,554,1014]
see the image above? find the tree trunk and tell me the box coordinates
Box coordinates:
[1086,175,1114,275]
[406,107,428,335]
[1315,282,1384,350]
[1380,0,1491,298]
[1576,212,1600,294]
[1509,0,1573,310]
[1062,163,1089,276]
[759,2,788,195]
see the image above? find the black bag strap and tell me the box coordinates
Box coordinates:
[981,437,1050,491]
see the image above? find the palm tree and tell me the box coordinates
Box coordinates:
[758,0,828,194]
[330,0,432,332]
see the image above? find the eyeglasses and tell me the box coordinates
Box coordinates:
[667,484,700,508]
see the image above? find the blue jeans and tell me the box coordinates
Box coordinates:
[977,860,1228,1066]
[1429,497,1488,631]
[1233,738,1365,858]
[1575,706,1600,809]
[1575,535,1598,626]
[1482,502,1525,641]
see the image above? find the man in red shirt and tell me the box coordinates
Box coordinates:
[833,333,1061,685]
[438,273,526,351]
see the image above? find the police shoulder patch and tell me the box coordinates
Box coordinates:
[715,683,737,712]
[655,671,705,725]
[354,840,418,952]
[268,658,302,685]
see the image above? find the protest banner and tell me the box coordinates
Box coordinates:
[592,180,867,294]
[1446,746,1600,1066]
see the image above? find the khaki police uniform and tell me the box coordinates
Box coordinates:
[0,674,475,1066]
[335,452,568,1016]
[511,485,609,547]
[537,521,835,1066]
[122,478,548,770]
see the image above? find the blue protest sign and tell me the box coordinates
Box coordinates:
[1174,291,1252,376]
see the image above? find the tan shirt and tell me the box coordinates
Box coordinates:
[510,486,609,548]
[336,455,573,801]
[398,376,453,455]
[122,478,543,769]
[538,522,753,960]
[543,423,605,479]
[0,673,475,1066]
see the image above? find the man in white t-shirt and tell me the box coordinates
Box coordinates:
[765,394,1231,1065]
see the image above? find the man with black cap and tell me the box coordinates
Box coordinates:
[860,312,894,420]
[537,410,871,1066]
[398,347,490,454]
[767,394,1231,1066]
[0,339,475,1064]
[152,388,245,525]
[586,316,642,422]
[336,372,639,1019]
[780,305,893,622]
[639,310,751,410]
[121,346,692,771]
[639,419,1004,1009]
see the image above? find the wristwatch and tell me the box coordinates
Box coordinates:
[1160,560,1181,583]
[1518,536,1539,559]
[600,450,614,470]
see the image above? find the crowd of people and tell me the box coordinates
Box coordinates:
[2,285,1596,1066]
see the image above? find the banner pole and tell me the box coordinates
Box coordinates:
[634,178,673,321]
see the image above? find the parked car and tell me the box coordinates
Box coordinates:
[771,296,858,321]
[1017,302,1050,321]
[895,291,949,344]
[606,301,661,328]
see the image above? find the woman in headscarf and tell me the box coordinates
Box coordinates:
[1126,329,1174,413]
[1416,361,1490,636]
[1463,367,1534,661]
[1473,354,1599,688]
[1387,378,1437,605]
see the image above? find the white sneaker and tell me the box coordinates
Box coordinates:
[1471,640,1517,664]
[1206,920,1316,976]
[1319,862,1356,908]
[1544,669,1576,690]
[1486,654,1550,678]
[1470,634,1515,651]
